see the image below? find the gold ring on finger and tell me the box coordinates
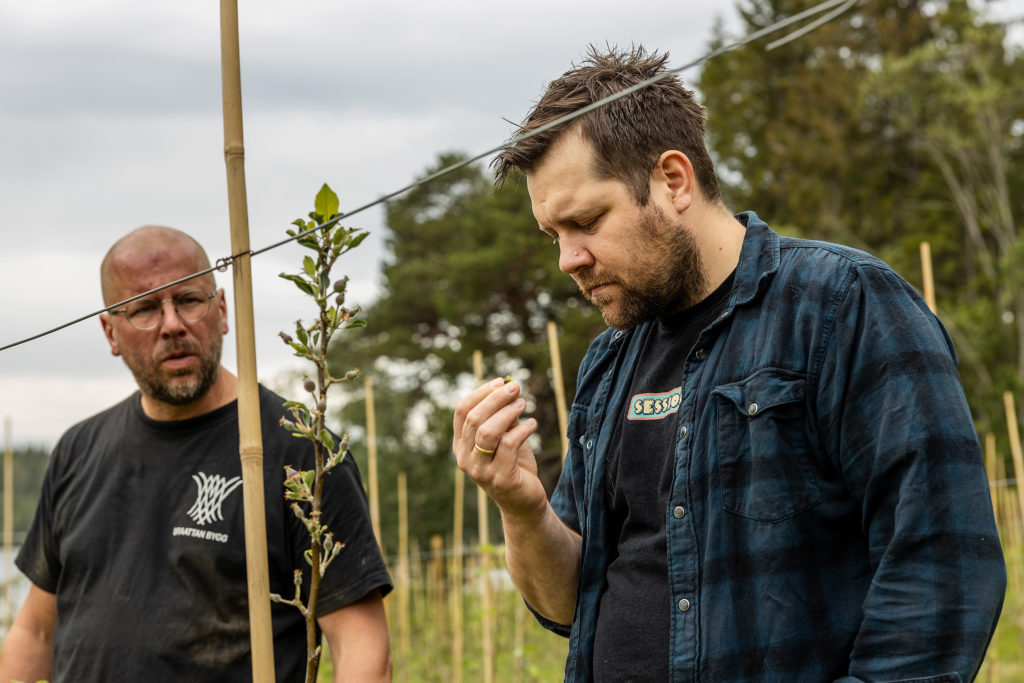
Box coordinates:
[474,443,495,456]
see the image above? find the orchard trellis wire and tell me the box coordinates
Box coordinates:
[0,0,858,354]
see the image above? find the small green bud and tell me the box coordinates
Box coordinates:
[332,278,347,292]
[345,370,359,380]
[324,533,334,553]
[279,331,293,344]
[317,401,327,413]
[293,569,303,586]
[340,440,350,451]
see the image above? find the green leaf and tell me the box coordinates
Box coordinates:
[346,231,369,250]
[345,319,368,329]
[303,255,316,278]
[320,429,335,451]
[280,273,316,297]
[303,470,315,490]
[315,183,340,219]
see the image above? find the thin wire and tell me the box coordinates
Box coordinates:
[0,0,858,354]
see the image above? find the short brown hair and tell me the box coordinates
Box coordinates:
[493,45,721,205]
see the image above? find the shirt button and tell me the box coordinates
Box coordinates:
[747,403,759,416]
[695,348,706,360]
[586,440,593,450]
[678,598,691,612]
[578,435,585,446]
[673,506,685,519]
[679,425,687,439]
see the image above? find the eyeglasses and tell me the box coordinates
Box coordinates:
[109,289,217,331]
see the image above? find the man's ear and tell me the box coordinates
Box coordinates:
[217,288,229,335]
[99,312,121,357]
[654,150,695,213]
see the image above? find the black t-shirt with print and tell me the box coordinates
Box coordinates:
[16,385,392,683]
[592,273,734,682]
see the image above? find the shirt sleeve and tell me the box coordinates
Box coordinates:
[815,262,1005,681]
[14,442,67,593]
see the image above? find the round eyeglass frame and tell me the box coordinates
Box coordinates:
[108,289,217,331]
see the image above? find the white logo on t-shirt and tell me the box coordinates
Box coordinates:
[186,472,243,526]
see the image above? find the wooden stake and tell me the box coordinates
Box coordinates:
[451,461,465,683]
[218,3,274,680]
[919,242,936,313]
[472,350,495,683]
[3,417,12,629]
[547,321,570,464]
[397,472,410,682]
[1003,391,1024,530]
[985,433,998,519]
[365,376,382,548]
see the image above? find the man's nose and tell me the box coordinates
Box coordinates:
[558,236,594,274]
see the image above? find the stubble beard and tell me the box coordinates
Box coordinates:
[577,204,708,330]
[124,336,223,407]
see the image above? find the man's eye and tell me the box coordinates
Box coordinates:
[131,301,159,315]
[177,295,205,307]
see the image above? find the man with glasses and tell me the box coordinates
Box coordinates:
[0,225,393,682]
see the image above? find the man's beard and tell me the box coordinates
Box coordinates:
[125,337,222,407]
[575,203,708,329]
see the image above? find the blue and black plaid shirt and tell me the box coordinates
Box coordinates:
[538,212,1006,682]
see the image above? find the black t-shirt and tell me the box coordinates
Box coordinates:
[592,273,734,681]
[17,385,392,683]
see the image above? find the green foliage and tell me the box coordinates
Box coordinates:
[272,183,367,682]
[327,153,604,551]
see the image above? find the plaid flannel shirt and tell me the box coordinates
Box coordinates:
[535,212,1005,682]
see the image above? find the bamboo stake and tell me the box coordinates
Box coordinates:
[218,3,274,680]
[397,472,410,682]
[451,458,465,683]
[1003,392,1024,530]
[3,417,11,629]
[547,321,570,464]
[429,534,447,661]
[472,350,495,683]
[365,376,382,549]
[919,242,936,313]
[985,432,1000,531]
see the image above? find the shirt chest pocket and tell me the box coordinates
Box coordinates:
[712,369,821,523]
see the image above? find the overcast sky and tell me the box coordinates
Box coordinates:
[2,0,1021,448]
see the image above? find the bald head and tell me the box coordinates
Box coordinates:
[101,226,213,306]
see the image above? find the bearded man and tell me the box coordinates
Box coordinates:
[453,46,1005,682]
[1,226,392,682]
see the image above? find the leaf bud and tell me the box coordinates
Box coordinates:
[293,569,303,587]
[345,370,359,381]
[340,440,350,451]
[324,533,334,553]
[332,278,348,292]
[303,379,316,393]
[279,331,293,344]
